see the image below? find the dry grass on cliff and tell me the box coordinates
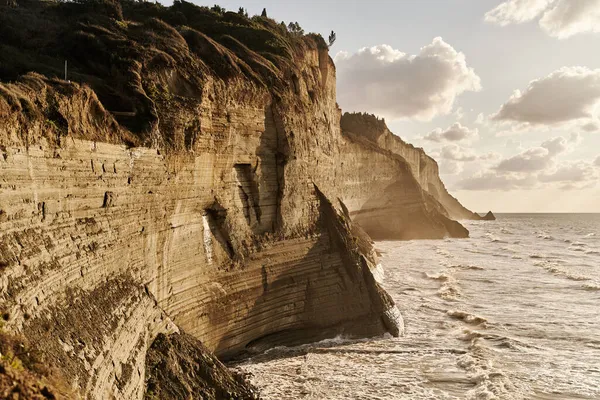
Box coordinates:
[0,328,74,400]
[0,0,327,147]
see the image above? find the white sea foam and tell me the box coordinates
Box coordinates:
[240,214,600,399]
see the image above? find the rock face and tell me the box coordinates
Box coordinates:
[338,129,469,240]
[0,1,479,399]
[482,211,497,221]
[144,332,258,400]
[341,113,487,222]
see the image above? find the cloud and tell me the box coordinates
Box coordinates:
[539,161,598,182]
[474,113,486,125]
[539,0,600,39]
[569,132,583,146]
[494,135,571,172]
[439,160,463,175]
[541,135,568,155]
[440,144,478,162]
[454,107,465,121]
[485,0,600,39]
[479,152,502,161]
[496,147,553,172]
[581,120,600,132]
[485,0,551,26]
[505,138,523,151]
[456,172,536,190]
[456,134,596,190]
[423,122,478,143]
[334,37,481,121]
[595,156,600,166]
[492,67,600,126]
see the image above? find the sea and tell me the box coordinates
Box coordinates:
[238,214,600,399]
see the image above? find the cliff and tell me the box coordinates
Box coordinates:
[341,112,486,221]
[1,1,477,399]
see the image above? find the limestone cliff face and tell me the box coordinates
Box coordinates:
[337,130,469,240]
[0,1,473,399]
[341,112,486,221]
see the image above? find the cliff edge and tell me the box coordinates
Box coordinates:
[1,1,482,398]
[341,112,491,222]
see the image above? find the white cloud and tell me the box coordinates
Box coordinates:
[540,0,600,39]
[457,134,596,190]
[454,107,465,121]
[456,171,537,190]
[479,152,502,161]
[439,160,463,175]
[474,112,486,125]
[539,161,599,183]
[569,132,583,146]
[505,138,523,151]
[581,120,600,132]
[334,37,481,121]
[441,144,478,162]
[496,147,553,172]
[485,0,552,26]
[541,136,568,155]
[492,67,600,126]
[423,122,478,143]
[595,156,600,166]
[485,0,600,39]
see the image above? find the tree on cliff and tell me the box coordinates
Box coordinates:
[238,6,248,17]
[261,8,267,17]
[288,21,304,36]
[328,30,336,48]
[210,4,225,14]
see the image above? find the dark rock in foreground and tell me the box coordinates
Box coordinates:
[145,333,258,400]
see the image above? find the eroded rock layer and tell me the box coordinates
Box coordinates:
[0,1,478,398]
[341,112,485,221]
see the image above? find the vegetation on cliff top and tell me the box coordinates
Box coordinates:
[0,0,328,148]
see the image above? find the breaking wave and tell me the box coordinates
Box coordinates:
[241,214,600,399]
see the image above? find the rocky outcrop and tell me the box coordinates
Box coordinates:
[341,113,487,222]
[338,130,469,240]
[144,332,258,400]
[482,211,496,221]
[0,1,477,399]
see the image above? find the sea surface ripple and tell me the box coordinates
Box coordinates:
[238,214,600,399]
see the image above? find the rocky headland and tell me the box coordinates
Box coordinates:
[0,1,490,398]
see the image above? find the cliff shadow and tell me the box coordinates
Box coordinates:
[214,187,392,361]
[351,180,468,240]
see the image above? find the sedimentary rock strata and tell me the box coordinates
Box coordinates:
[0,1,483,398]
[341,112,487,222]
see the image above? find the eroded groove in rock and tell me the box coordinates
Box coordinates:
[341,112,489,222]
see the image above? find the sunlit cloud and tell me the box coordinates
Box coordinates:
[485,0,600,39]
[334,37,481,121]
[492,67,600,126]
[423,122,478,143]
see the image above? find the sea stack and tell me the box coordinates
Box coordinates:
[482,211,497,220]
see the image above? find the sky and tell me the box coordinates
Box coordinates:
[161,0,600,212]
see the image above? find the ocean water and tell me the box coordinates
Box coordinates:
[238,214,600,399]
